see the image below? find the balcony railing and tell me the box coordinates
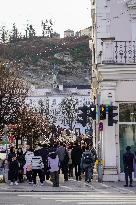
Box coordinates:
[101,40,136,64]
[114,41,136,64]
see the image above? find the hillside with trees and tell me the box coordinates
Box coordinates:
[0,21,92,88]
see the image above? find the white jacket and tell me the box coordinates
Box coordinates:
[25,151,34,166]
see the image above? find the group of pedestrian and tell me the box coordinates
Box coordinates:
[7,140,97,187]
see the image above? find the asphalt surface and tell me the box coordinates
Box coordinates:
[1,191,136,205]
[0,174,136,204]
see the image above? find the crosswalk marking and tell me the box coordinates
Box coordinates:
[78,202,136,205]
[19,194,136,204]
[69,178,136,194]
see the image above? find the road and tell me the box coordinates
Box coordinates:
[0,192,136,205]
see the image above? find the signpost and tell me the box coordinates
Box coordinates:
[96,93,103,183]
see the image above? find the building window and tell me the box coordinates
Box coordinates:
[119,103,136,172]
[119,103,136,122]
[119,124,136,172]
[52,99,56,105]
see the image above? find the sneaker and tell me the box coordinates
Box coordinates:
[40,183,44,186]
[14,181,18,185]
[129,184,133,187]
[33,184,37,187]
[79,176,82,181]
[10,182,14,186]
[124,184,128,187]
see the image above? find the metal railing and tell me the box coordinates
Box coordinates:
[114,41,136,64]
[101,41,136,64]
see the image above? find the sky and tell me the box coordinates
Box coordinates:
[0,0,91,38]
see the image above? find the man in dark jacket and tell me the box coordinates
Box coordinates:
[35,143,49,180]
[56,142,69,181]
[71,142,82,180]
[123,146,134,187]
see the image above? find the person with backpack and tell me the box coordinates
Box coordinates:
[36,143,49,181]
[56,142,69,181]
[81,145,94,183]
[48,152,60,187]
[89,142,97,179]
[32,149,44,186]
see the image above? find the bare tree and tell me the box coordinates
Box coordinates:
[25,23,36,39]
[9,23,18,43]
[59,96,78,130]
[0,62,28,125]
[41,19,53,38]
[0,26,9,43]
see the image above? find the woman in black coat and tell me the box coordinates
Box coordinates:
[123,146,134,187]
[71,142,82,181]
[8,147,19,185]
[17,148,25,183]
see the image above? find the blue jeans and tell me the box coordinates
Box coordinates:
[85,166,92,182]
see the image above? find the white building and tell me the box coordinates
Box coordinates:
[64,29,74,38]
[80,27,92,38]
[91,0,136,181]
[26,85,92,135]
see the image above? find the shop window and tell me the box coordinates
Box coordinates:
[119,103,136,122]
[119,124,136,172]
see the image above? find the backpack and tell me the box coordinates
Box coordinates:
[82,152,94,164]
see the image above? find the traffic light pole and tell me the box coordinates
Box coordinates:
[96,92,103,183]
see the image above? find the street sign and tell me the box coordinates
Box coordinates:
[99,122,103,131]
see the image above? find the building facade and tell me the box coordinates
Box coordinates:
[26,85,92,135]
[64,29,74,38]
[80,27,92,38]
[91,0,136,181]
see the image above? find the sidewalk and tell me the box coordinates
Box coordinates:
[0,175,136,193]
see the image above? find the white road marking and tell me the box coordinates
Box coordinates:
[19,193,136,205]
[100,182,135,194]
[60,185,73,190]
[78,202,136,205]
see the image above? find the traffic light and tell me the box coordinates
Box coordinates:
[77,105,88,127]
[89,104,96,120]
[100,105,106,120]
[108,105,118,126]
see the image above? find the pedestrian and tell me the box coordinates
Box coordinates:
[56,142,69,181]
[67,144,73,177]
[48,152,60,187]
[32,150,44,186]
[38,143,49,180]
[71,142,82,180]
[123,146,134,187]
[24,147,34,184]
[89,142,97,179]
[8,147,19,185]
[133,151,136,178]
[17,148,25,183]
[80,145,94,183]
